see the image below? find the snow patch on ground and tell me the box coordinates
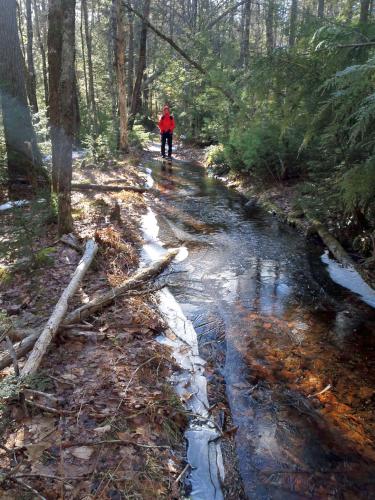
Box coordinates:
[141,171,224,499]
[321,251,375,308]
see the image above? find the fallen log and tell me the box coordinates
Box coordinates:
[21,239,98,377]
[71,183,147,193]
[63,248,179,324]
[0,331,40,370]
[0,249,178,371]
[309,218,354,267]
[308,217,374,288]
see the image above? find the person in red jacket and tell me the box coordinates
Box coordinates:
[158,105,175,159]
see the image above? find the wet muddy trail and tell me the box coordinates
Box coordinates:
[146,155,375,499]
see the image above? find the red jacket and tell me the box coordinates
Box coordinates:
[158,113,175,134]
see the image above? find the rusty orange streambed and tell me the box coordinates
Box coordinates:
[148,156,375,498]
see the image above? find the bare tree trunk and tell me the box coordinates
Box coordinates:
[127,8,134,107]
[360,0,370,22]
[107,1,118,128]
[115,0,129,152]
[17,1,27,60]
[80,0,90,116]
[317,0,324,18]
[48,0,63,193]
[239,0,251,67]
[33,0,49,106]
[129,0,151,129]
[289,0,298,47]
[57,0,76,235]
[26,0,39,114]
[0,0,46,191]
[82,0,98,134]
[266,0,275,56]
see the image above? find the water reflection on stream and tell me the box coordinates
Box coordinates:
[148,157,375,498]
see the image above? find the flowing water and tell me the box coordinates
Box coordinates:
[146,156,375,499]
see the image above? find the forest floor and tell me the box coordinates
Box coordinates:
[0,155,187,499]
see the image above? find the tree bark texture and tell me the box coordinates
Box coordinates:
[129,0,151,129]
[21,239,98,376]
[26,0,39,114]
[115,0,129,152]
[239,0,251,67]
[82,0,98,134]
[33,0,49,106]
[289,0,298,47]
[0,0,45,189]
[57,0,77,235]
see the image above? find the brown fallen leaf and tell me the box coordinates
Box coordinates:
[25,441,51,461]
[93,424,111,435]
[71,446,94,460]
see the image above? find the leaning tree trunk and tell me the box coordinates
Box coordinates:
[115,0,129,152]
[57,0,77,235]
[26,0,39,114]
[0,0,46,191]
[129,0,151,130]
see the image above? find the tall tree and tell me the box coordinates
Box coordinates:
[57,0,76,234]
[26,0,39,114]
[359,0,370,23]
[0,0,45,190]
[289,0,298,47]
[127,8,134,107]
[82,0,98,134]
[129,0,151,129]
[317,0,325,18]
[266,0,275,55]
[33,0,49,106]
[48,0,63,192]
[115,0,129,152]
[48,0,77,233]
[239,0,251,67]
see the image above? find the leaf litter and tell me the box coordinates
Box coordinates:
[0,159,186,499]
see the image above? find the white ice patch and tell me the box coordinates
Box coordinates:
[321,250,375,308]
[141,201,224,499]
[0,200,28,211]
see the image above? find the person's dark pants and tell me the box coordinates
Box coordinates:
[161,132,173,158]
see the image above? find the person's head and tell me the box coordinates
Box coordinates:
[163,105,170,115]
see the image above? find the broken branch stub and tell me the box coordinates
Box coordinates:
[21,239,98,376]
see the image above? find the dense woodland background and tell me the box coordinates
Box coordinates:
[0,0,374,269]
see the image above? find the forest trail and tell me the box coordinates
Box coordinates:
[143,144,375,498]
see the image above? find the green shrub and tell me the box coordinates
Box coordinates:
[128,124,152,149]
[205,144,226,166]
[340,158,375,213]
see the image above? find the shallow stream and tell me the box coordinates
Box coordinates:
[146,155,375,498]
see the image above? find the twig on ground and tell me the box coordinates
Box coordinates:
[5,336,19,376]
[307,384,332,399]
[25,399,75,415]
[60,439,169,449]
[175,463,190,484]
[10,477,47,500]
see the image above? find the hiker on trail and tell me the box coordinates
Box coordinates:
[158,105,175,159]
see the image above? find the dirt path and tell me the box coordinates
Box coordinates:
[0,157,186,499]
